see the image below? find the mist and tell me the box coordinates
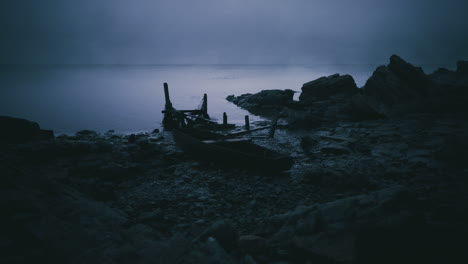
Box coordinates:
[2,0,468,65]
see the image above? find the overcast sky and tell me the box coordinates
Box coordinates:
[1,0,467,65]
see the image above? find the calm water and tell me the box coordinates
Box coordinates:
[0,64,443,134]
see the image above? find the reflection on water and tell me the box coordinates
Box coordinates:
[0,64,382,134]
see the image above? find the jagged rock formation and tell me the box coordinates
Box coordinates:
[429,60,468,87]
[226,55,468,128]
[356,55,435,116]
[226,89,294,116]
[299,73,358,104]
[0,116,54,143]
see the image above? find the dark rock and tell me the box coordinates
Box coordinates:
[128,134,136,143]
[187,238,237,264]
[361,55,440,116]
[430,60,468,88]
[344,94,386,121]
[356,225,468,264]
[363,65,413,107]
[152,128,160,134]
[238,235,268,254]
[226,94,237,103]
[226,89,294,116]
[363,55,434,106]
[303,167,373,190]
[300,136,318,154]
[198,220,239,251]
[299,74,358,104]
[286,109,323,129]
[428,64,468,113]
[268,186,412,262]
[75,130,99,139]
[429,68,458,86]
[0,116,54,143]
[58,140,113,156]
[457,60,468,74]
[387,55,433,94]
[135,137,149,148]
[40,129,55,139]
[320,145,351,155]
[99,163,131,181]
[434,135,468,168]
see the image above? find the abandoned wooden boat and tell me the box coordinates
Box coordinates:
[172,128,294,172]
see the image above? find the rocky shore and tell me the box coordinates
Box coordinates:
[2,55,468,263]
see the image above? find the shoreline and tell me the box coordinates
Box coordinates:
[2,112,467,262]
[2,55,468,263]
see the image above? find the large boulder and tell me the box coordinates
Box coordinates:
[427,60,468,113]
[226,89,294,116]
[429,60,468,87]
[264,185,468,263]
[363,55,434,108]
[457,60,468,75]
[363,65,411,106]
[344,94,387,121]
[429,67,459,86]
[0,116,54,143]
[387,55,433,94]
[266,186,411,263]
[299,73,358,104]
[197,220,239,251]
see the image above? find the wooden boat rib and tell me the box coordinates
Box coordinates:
[172,128,293,172]
[162,82,293,171]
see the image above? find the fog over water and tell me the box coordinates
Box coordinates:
[1,1,467,133]
[2,0,468,65]
[0,64,390,134]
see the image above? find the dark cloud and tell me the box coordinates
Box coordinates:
[1,0,468,64]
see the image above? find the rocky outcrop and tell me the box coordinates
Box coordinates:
[429,60,468,87]
[263,184,468,263]
[363,55,434,109]
[351,55,467,117]
[265,186,410,262]
[3,112,468,263]
[344,94,387,121]
[363,65,411,107]
[226,89,294,116]
[225,55,467,125]
[0,116,54,143]
[387,55,433,94]
[457,60,468,75]
[429,67,459,86]
[426,60,468,113]
[299,73,358,104]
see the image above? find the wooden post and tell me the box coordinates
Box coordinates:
[163,83,172,108]
[162,83,171,128]
[201,93,209,119]
[268,113,279,138]
[223,112,228,126]
[245,115,250,130]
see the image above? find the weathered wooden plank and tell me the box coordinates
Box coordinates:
[162,110,202,114]
[223,112,228,126]
[268,114,279,138]
[163,82,172,108]
[224,126,272,138]
[183,113,219,124]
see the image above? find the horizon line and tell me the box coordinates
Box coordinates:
[0,62,456,67]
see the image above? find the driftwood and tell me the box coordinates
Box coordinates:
[223,126,272,138]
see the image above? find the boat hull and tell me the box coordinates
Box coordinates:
[172,129,293,172]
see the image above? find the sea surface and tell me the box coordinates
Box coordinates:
[0,64,445,134]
